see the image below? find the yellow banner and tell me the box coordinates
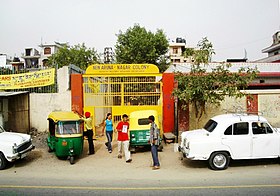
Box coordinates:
[0,68,55,89]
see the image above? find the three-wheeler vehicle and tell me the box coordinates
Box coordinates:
[47,111,83,164]
[129,110,163,152]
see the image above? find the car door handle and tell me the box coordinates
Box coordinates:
[252,136,257,139]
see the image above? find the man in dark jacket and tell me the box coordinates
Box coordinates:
[148,115,160,170]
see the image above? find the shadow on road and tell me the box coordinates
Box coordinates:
[180,157,279,169]
[11,150,43,169]
[230,158,279,168]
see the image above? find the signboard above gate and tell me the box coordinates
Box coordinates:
[85,64,160,75]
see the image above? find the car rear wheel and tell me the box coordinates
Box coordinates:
[208,152,230,170]
[0,152,7,170]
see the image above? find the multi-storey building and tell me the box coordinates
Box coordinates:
[39,42,66,67]
[168,38,194,64]
[255,31,280,63]
[21,42,65,70]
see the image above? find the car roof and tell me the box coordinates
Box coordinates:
[211,113,268,125]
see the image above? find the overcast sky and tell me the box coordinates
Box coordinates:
[0,0,279,62]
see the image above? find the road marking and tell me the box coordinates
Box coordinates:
[0,184,280,190]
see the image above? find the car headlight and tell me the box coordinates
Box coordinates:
[183,138,187,146]
[12,143,17,153]
[186,142,190,149]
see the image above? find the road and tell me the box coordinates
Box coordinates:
[0,141,279,195]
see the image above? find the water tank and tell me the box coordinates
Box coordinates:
[176,38,182,43]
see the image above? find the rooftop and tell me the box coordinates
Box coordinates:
[165,63,280,74]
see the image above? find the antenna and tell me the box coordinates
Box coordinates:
[244,49,247,59]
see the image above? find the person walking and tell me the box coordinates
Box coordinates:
[148,115,160,170]
[102,113,113,153]
[116,114,132,163]
[81,112,95,155]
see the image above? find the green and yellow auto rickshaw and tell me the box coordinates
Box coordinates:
[129,110,163,152]
[47,111,83,164]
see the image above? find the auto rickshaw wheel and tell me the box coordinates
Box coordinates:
[129,146,136,153]
[48,146,53,153]
[70,156,74,165]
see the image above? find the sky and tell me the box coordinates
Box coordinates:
[0,0,280,62]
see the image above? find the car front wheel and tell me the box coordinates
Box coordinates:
[0,152,7,170]
[208,152,230,170]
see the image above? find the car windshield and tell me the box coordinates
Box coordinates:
[203,119,218,132]
[57,121,81,135]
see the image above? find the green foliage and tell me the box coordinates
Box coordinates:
[115,24,169,72]
[48,43,99,70]
[173,38,258,119]
[183,48,195,58]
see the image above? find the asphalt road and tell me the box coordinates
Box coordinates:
[0,141,279,195]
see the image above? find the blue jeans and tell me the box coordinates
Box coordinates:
[105,131,113,151]
[151,145,160,167]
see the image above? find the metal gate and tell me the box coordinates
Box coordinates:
[83,64,162,136]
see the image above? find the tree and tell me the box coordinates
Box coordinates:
[173,37,258,120]
[48,43,99,70]
[115,24,169,72]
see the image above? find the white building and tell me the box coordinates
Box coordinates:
[21,42,66,70]
[21,48,40,70]
[39,42,66,67]
[168,38,194,64]
[0,54,12,69]
[255,31,280,63]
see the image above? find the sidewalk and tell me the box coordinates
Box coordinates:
[6,138,192,183]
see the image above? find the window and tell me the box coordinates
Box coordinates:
[138,118,150,125]
[44,47,51,55]
[173,48,178,54]
[49,120,55,136]
[233,122,249,135]
[25,49,31,56]
[204,119,217,132]
[224,122,249,135]
[252,122,273,134]
[57,121,81,134]
[224,125,232,135]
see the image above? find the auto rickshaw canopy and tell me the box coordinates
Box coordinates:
[129,110,160,131]
[48,111,80,123]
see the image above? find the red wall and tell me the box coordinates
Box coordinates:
[162,73,175,132]
[247,94,258,114]
[178,101,189,131]
[71,74,83,115]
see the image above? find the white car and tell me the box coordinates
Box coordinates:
[0,125,35,170]
[179,114,280,170]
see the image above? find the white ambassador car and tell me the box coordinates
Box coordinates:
[179,114,280,170]
[0,125,35,170]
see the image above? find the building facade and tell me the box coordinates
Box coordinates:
[168,38,193,64]
[255,31,280,63]
[39,42,66,67]
[21,42,65,70]
[163,63,280,133]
